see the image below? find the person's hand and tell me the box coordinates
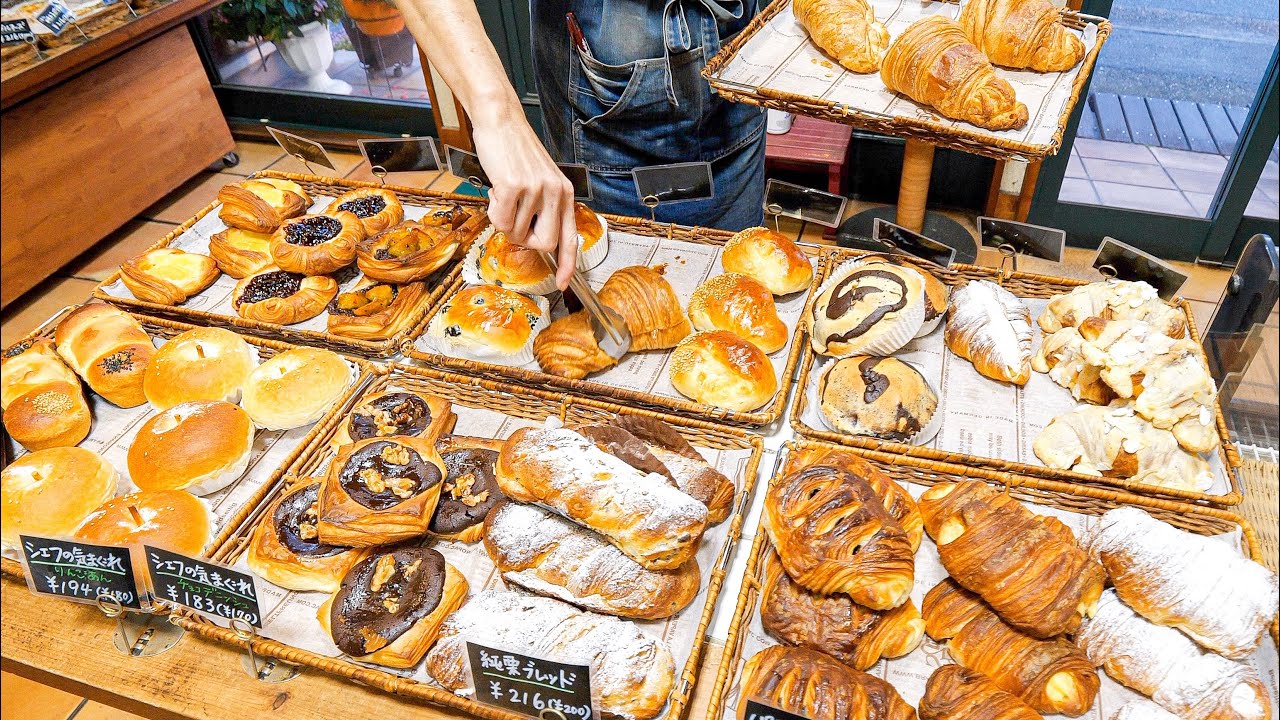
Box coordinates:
[472,113,577,289]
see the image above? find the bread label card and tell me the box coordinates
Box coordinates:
[1,19,36,45]
[741,699,811,720]
[558,163,592,201]
[978,216,1065,262]
[18,536,142,610]
[464,640,599,720]
[872,218,956,268]
[144,546,262,627]
[357,136,441,174]
[1094,237,1189,300]
[445,145,490,189]
[764,179,847,228]
[34,0,74,36]
[631,162,714,205]
[266,126,337,171]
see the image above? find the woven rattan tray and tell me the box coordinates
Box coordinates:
[403,214,828,427]
[791,248,1244,506]
[702,0,1112,161]
[92,171,489,358]
[706,438,1277,720]
[173,363,764,720]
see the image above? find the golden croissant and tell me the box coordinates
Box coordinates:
[793,0,889,73]
[959,0,1085,72]
[597,264,691,351]
[920,664,1041,720]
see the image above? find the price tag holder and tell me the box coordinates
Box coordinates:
[978,217,1065,263]
[1093,237,1188,300]
[631,161,714,205]
[357,136,441,174]
[763,179,847,228]
[445,145,490,189]
[872,218,956,268]
[144,546,262,627]
[741,699,811,720]
[558,162,592,201]
[266,126,337,172]
[35,0,75,37]
[19,535,142,609]
[466,640,598,720]
[1,18,36,44]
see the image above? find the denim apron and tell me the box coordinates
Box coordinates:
[531,0,766,230]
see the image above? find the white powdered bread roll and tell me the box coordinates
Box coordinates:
[240,348,353,430]
[144,327,259,409]
[1111,700,1183,720]
[945,279,1032,384]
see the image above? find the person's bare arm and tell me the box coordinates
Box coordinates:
[398,0,576,286]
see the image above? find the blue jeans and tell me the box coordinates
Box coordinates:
[532,0,767,231]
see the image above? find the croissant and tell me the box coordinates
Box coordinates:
[1077,590,1272,720]
[923,578,1100,716]
[598,264,691,351]
[533,311,619,379]
[793,0,889,73]
[761,548,924,670]
[918,481,1106,637]
[1038,280,1187,339]
[1084,507,1278,660]
[920,665,1041,720]
[881,15,1029,131]
[217,178,312,233]
[945,280,1033,385]
[737,646,916,720]
[958,0,1086,72]
[792,446,923,551]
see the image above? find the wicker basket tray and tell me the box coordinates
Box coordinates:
[706,438,1277,720]
[791,248,1244,506]
[403,214,829,427]
[0,306,375,579]
[702,0,1112,162]
[38,2,131,50]
[173,363,764,720]
[92,171,490,358]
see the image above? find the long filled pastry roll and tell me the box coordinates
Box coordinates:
[920,664,1041,720]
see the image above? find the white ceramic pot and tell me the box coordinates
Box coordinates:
[276,21,352,95]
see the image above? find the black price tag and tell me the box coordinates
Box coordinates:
[144,546,262,627]
[558,163,592,201]
[357,136,441,173]
[1093,237,1189,300]
[742,699,811,720]
[35,1,74,37]
[763,179,847,228]
[1,19,36,45]
[632,161,714,205]
[266,126,337,171]
[467,641,597,720]
[445,145,490,188]
[19,536,141,609]
[871,218,955,268]
[978,217,1065,262]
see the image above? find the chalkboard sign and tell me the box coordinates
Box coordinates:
[357,136,441,173]
[741,699,811,720]
[1,19,36,45]
[467,641,597,719]
[632,162,714,205]
[872,218,956,268]
[19,536,141,609]
[144,546,262,627]
[35,0,74,37]
[445,145,490,188]
[978,216,1066,262]
[1094,237,1189,300]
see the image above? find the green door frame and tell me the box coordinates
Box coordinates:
[1028,0,1279,264]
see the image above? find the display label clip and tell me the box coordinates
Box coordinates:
[1093,237,1189,300]
[267,126,337,173]
[466,640,599,720]
[144,546,263,628]
[871,218,956,269]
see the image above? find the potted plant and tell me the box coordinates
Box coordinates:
[210,0,352,94]
[341,0,403,37]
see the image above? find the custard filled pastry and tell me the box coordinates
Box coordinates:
[246,481,370,593]
[428,435,505,543]
[327,187,404,236]
[737,645,916,720]
[318,547,468,668]
[316,436,446,547]
[120,248,220,305]
[688,273,788,353]
[670,331,778,413]
[326,279,427,341]
[466,230,556,295]
[270,211,364,276]
[232,267,338,325]
[1,338,91,451]
[425,284,549,366]
[217,178,312,233]
[334,391,453,448]
[958,0,1086,73]
[599,264,692,351]
[357,219,469,284]
[920,664,1042,720]
[208,227,275,279]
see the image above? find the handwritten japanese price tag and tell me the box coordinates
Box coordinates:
[1,19,36,45]
[465,641,598,720]
[18,536,141,609]
[143,546,262,627]
[34,0,74,37]
[741,699,811,720]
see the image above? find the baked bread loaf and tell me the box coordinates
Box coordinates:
[496,427,708,570]
[1039,280,1186,339]
[1077,590,1271,720]
[533,311,620,379]
[357,215,477,284]
[761,547,924,670]
[217,178,311,233]
[240,347,353,430]
[1,447,117,547]
[120,248,220,305]
[612,414,736,524]
[599,264,691,351]
[270,211,364,276]
[920,664,1041,720]
[1084,506,1278,659]
[127,400,254,495]
[470,230,555,295]
[1,339,91,450]
[793,0,889,73]
[54,304,155,408]
[424,588,675,720]
[669,330,777,412]
[857,253,950,336]
[335,390,453,447]
[945,279,1033,384]
[209,227,275,279]
[425,284,549,366]
[484,501,700,619]
[318,547,467,668]
[923,578,1099,716]
[74,490,213,559]
[316,436,445,546]
[818,356,939,443]
[792,446,923,550]
[810,259,925,357]
[721,227,813,295]
[143,327,258,409]
[918,481,1106,637]
[326,279,427,341]
[881,15,1029,130]
[232,267,338,325]
[763,457,914,609]
[246,481,370,593]
[958,0,1086,72]
[737,645,916,720]
[429,435,505,543]
[688,273,788,353]
[327,187,404,236]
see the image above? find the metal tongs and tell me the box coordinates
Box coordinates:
[539,251,631,360]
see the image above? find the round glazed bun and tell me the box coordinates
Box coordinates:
[144,327,260,410]
[669,330,778,412]
[240,348,353,430]
[469,231,556,295]
[1,447,118,547]
[721,227,814,295]
[74,490,213,558]
[426,284,549,364]
[128,400,254,495]
[818,356,940,443]
[688,273,789,354]
[810,259,925,357]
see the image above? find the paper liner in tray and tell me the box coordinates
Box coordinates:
[707,441,1280,720]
